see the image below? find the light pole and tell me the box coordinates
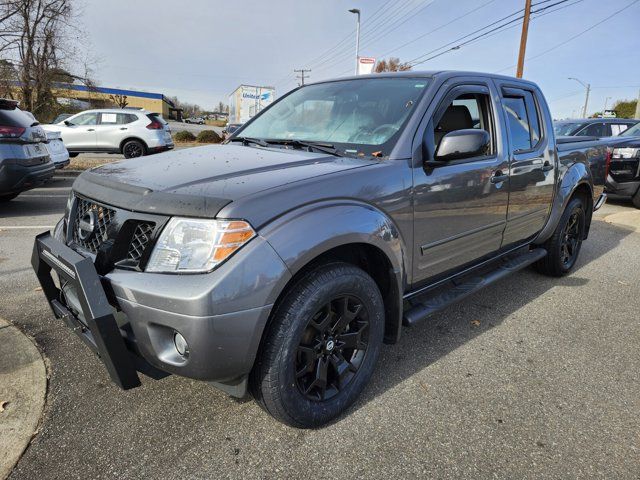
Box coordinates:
[603,96,611,116]
[568,77,591,118]
[349,8,360,75]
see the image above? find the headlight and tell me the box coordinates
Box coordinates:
[612,147,640,159]
[146,218,255,273]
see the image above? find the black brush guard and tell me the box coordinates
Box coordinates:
[32,231,141,389]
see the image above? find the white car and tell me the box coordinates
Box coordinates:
[43,109,174,159]
[45,130,70,169]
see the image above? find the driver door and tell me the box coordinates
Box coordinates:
[61,112,98,150]
[412,82,510,283]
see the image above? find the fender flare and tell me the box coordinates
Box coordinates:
[535,162,593,245]
[259,200,407,342]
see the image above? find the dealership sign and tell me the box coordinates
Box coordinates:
[358,57,376,75]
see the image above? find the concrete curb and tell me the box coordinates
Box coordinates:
[0,318,47,480]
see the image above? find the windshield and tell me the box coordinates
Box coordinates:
[554,122,581,136]
[621,122,640,137]
[239,77,430,156]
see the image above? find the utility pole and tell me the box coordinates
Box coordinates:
[294,69,311,86]
[569,77,590,118]
[516,0,532,78]
[349,8,361,75]
[635,89,640,119]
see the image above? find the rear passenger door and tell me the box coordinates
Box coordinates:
[95,113,138,151]
[499,86,555,246]
[412,82,510,283]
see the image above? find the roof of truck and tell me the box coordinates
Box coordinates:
[307,70,539,88]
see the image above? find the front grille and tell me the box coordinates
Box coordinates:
[127,222,155,263]
[69,196,158,271]
[72,197,116,253]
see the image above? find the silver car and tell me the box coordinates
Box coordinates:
[45,130,70,169]
[0,99,55,201]
[43,109,174,159]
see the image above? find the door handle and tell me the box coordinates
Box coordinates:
[87,128,95,132]
[120,127,127,130]
[490,171,508,184]
[541,161,554,172]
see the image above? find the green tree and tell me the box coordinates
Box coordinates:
[611,99,638,119]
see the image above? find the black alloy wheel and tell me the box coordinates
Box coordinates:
[560,210,581,268]
[250,262,384,428]
[295,295,369,402]
[535,196,585,277]
[123,140,145,159]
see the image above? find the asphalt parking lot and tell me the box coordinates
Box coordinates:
[1,178,639,479]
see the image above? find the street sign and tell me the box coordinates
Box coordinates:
[358,57,376,75]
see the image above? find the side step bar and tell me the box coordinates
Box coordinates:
[403,248,547,327]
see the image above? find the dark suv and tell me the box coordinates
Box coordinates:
[554,118,638,137]
[0,99,55,201]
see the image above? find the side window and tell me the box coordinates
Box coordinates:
[433,92,494,155]
[122,114,138,124]
[503,97,531,151]
[611,124,630,135]
[503,90,542,152]
[71,113,98,126]
[99,113,119,125]
[580,123,605,137]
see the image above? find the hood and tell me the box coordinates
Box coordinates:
[73,144,374,217]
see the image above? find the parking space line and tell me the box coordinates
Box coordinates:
[0,226,54,229]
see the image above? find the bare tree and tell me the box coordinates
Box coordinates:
[374,57,412,73]
[0,0,74,116]
[109,93,128,108]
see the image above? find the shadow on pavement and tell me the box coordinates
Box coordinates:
[351,219,633,417]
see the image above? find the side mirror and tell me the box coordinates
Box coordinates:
[434,129,490,162]
[64,120,72,126]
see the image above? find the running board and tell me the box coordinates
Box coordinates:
[403,248,547,327]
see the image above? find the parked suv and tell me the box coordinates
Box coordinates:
[554,118,638,137]
[0,99,55,201]
[606,122,640,207]
[33,72,607,427]
[43,109,174,159]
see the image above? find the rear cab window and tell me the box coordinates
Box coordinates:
[502,88,543,152]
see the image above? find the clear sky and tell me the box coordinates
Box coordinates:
[79,0,640,118]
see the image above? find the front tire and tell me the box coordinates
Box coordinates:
[535,197,586,277]
[250,263,384,428]
[122,140,145,159]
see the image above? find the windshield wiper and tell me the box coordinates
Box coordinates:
[264,139,343,157]
[228,136,269,147]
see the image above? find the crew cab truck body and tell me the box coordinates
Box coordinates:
[603,122,640,208]
[33,72,607,427]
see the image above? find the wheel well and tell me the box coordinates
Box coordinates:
[119,137,148,153]
[572,183,593,239]
[272,243,402,345]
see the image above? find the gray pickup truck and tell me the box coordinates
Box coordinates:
[32,71,607,428]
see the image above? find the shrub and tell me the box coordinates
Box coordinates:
[173,130,196,142]
[196,130,222,143]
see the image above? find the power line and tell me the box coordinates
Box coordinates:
[406,0,576,68]
[495,0,640,73]
[294,68,311,86]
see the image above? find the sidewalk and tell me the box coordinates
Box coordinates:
[0,318,47,480]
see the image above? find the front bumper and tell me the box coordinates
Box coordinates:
[32,230,291,393]
[0,160,55,194]
[605,174,640,198]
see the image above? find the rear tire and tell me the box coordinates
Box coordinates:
[535,197,586,277]
[0,193,19,202]
[250,262,384,428]
[122,140,145,159]
[68,152,79,158]
[632,188,640,209]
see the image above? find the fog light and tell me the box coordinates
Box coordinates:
[174,332,189,356]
